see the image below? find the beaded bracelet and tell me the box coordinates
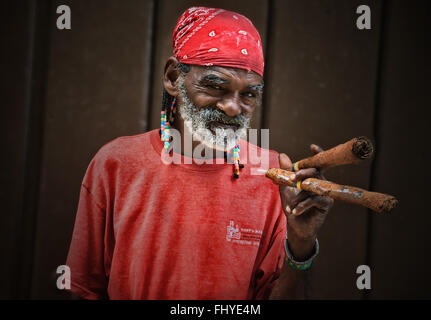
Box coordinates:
[284,233,319,271]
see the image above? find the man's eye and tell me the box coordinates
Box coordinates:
[242,92,256,98]
[207,85,222,90]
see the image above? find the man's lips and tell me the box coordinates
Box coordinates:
[206,121,240,136]
[209,121,240,130]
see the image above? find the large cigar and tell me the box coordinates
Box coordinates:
[292,136,374,171]
[266,168,398,213]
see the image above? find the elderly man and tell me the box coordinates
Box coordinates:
[66,7,333,300]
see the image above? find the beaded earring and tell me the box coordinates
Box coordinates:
[161,97,176,150]
[233,144,240,178]
[226,143,244,179]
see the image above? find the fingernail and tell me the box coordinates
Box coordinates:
[285,206,291,214]
[290,174,296,181]
[292,209,297,215]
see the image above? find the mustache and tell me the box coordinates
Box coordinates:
[198,107,250,127]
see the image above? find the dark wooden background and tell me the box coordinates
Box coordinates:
[1,0,427,299]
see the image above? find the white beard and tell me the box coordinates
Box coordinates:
[177,76,250,151]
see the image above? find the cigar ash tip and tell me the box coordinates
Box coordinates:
[352,136,374,159]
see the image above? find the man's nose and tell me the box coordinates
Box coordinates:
[216,95,242,117]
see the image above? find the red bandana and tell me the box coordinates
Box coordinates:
[172,7,264,77]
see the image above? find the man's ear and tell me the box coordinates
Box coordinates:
[163,56,181,96]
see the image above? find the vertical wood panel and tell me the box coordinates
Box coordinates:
[30,0,154,298]
[147,0,269,132]
[0,0,35,299]
[264,0,382,298]
[1,0,51,299]
[368,0,428,299]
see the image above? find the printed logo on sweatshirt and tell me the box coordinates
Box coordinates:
[226,220,262,246]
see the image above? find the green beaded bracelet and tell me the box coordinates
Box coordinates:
[284,233,319,271]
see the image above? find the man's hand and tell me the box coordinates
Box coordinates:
[278,144,333,260]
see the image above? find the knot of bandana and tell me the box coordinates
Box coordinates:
[172,7,265,77]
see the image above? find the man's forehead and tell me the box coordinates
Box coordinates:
[190,65,263,83]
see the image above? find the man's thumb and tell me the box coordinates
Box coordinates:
[279,153,293,170]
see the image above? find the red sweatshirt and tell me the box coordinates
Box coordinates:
[66,129,286,299]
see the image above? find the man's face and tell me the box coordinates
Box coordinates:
[176,65,264,151]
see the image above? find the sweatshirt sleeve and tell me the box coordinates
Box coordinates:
[66,184,109,299]
[65,142,117,300]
